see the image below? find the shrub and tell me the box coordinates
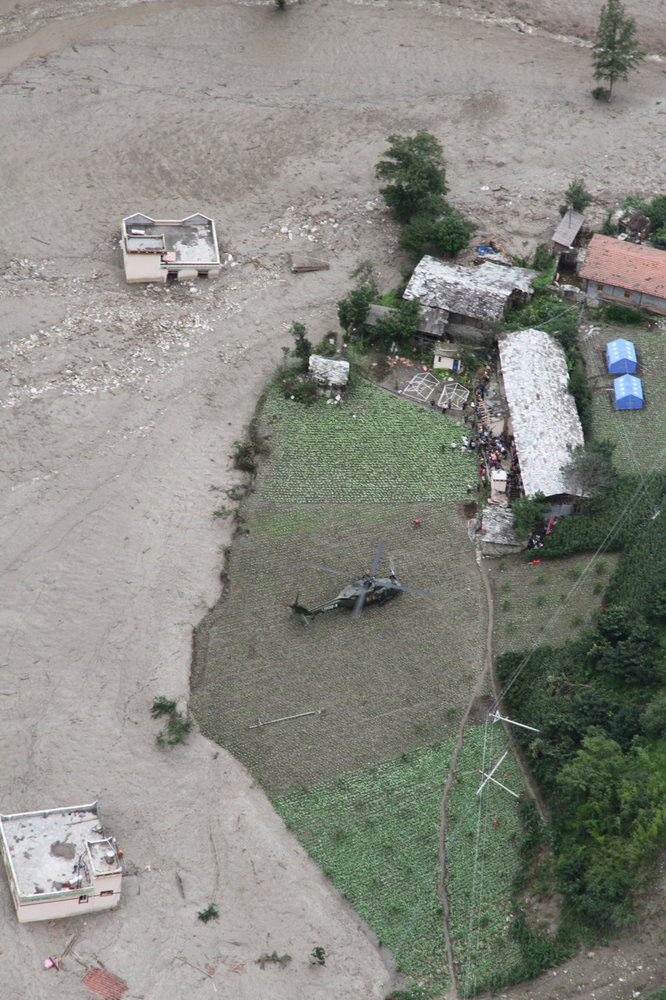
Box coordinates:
[198,903,219,922]
[512,492,548,538]
[151,696,192,746]
[603,304,645,326]
[431,213,476,257]
[559,179,592,216]
[290,321,313,368]
[281,373,320,405]
[398,214,434,257]
[233,439,258,472]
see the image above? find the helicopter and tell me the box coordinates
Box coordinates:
[290,540,432,623]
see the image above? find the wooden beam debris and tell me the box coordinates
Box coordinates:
[289,252,330,273]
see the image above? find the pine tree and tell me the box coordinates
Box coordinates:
[592,0,644,100]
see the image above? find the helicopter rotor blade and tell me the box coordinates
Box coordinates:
[305,562,356,580]
[351,583,370,621]
[369,540,385,578]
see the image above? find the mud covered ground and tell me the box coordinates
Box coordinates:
[1,1,665,998]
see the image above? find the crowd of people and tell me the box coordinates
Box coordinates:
[465,368,524,497]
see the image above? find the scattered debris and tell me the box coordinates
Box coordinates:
[289,251,330,272]
[81,967,127,1000]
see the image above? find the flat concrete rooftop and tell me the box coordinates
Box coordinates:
[123,213,220,266]
[0,803,119,898]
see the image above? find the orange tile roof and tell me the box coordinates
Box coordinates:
[579,234,666,297]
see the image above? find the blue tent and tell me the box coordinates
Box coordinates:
[614,374,643,410]
[606,338,637,374]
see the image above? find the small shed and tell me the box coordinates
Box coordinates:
[606,338,637,374]
[613,374,643,410]
[433,343,464,373]
[552,210,585,250]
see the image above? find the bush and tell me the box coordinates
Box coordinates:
[512,492,548,538]
[602,304,645,326]
[281,373,320,404]
[151,696,192,746]
[398,214,434,257]
[233,439,259,472]
[431,213,476,257]
[370,298,419,349]
[290,321,313,369]
[559,179,592,216]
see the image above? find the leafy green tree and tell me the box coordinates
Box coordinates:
[512,491,549,538]
[647,194,666,228]
[375,131,448,223]
[559,179,592,216]
[592,0,644,100]
[431,213,476,257]
[290,321,312,369]
[337,262,378,338]
[561,440,617,500]
[370,298,419,349]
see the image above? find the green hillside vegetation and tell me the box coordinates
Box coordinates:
[497,604,666,935]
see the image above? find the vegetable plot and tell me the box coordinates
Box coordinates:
[445,723,525,995]
[260,384,476,504]
[275,741,457,994]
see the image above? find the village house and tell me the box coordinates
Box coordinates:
[121,212,221,284]
[497,329,585,515]
[0,801,122,923]
[578,234,666,315]
[402,256,537,339]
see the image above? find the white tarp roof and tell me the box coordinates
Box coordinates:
[498,329,584,498]
[403,256,537,323]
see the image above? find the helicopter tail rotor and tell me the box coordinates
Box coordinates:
[290,595,312,619]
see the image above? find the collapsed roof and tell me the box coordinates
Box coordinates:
[403,256,537,323]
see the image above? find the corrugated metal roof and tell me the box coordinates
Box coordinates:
[552,210,585,248]
[579,234,666,296]
[498,329,584,498]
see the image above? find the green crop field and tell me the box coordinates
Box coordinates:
[581,325,666,475]
[275,741,456,993]
[190,379,562,994]
[261,383,478,503]
[192,384,488,796]
[490,551,619,657]
[445,724,526,995]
